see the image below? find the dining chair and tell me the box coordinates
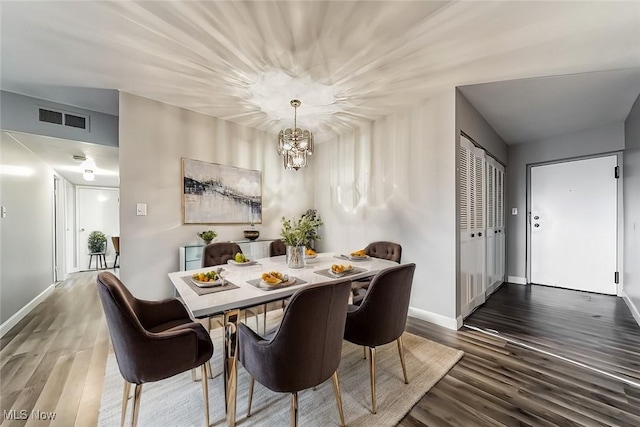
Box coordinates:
[96,272,214,427]
[352,241,403,305]
[202,242,263,333]
[238,280,352,427]
[202,242,242,267]
[343,263,416,414]
[269,239,287,257]
[111,236,120,269]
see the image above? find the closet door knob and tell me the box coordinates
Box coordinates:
[478,232,482,237]
[471,233,475,237]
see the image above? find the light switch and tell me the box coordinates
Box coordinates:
[136,203,147,216]
[511,208,518,215]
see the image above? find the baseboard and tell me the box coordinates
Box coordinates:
[408,306,460,330]
[507,276,527,285]
[0,284,55,337]
[621,291,640,327]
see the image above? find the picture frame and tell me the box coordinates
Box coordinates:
[182,158,262,224]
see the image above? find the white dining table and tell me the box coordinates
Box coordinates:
[168,252,399,427]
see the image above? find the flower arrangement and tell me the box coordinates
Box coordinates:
[280,209,323,248]
[197,229,217,244]
[87,231,107,253]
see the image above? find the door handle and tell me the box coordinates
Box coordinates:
[80,228,85,232]
[478,232,482,237]
[495,230,498,234]
[534,223,540,228]
[471,233,475,237]
[534,216,539,220]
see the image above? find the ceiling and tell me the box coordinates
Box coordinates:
[3,131,119,187]
[1,1,640,146]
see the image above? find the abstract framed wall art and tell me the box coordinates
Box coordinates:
[182,158,262,224]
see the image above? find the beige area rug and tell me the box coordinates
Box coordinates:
[98,321,462,427]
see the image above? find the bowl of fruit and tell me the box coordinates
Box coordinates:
[191,270,223,287]
[260,271,294,288]
[349,249,368,260]
[304,248,318,259]
[330,264,353,277]
[228,252,256,266]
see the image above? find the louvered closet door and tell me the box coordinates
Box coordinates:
[485,157,498,289]
[460,136,486,317]
[495,164,506,283]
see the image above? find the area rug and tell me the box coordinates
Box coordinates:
[98,325,462,426]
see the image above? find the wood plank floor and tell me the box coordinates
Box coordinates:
[2,274,640,426]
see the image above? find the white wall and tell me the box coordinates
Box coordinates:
[0,131,54,324]
[506,123,625,280]
[119,93,313,299]
[623,95,640,322]
[314,90,458,325]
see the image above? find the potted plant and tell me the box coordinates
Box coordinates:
[280,211,323,268]
[88,230,107,253]
[197,229,217,245]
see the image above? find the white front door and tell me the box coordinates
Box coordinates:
[77,187,119,270]
[530,155,618,294]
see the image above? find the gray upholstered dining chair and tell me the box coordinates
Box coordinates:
[352,241,403,305]
[96,272,214,427]
[269,239,287,257]
[343,263,416,414]
[238,280,352,427]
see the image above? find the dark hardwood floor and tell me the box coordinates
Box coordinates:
[1,275,639,426]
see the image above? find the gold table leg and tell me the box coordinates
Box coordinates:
[223,309,240,427]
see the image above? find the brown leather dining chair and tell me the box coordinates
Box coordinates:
[96,272,214,427]
[202,242,242,267]
[343,263,416,414]
[269,239,287,257]
[352,241,403,305]
[238,280,352,427]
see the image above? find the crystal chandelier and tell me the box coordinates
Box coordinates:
[277,99,314,170]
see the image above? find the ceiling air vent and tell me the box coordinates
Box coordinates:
[37,106,89,131]
[39,108,63,125]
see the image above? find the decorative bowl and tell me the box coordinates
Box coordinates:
[244,229,260,241]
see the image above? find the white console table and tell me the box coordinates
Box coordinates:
[179,239,276,271]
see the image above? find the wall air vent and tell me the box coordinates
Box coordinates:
[64,113,86,129]
[39,108,63,125]
[37,107,89,131]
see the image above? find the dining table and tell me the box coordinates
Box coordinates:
[168,252,400,427]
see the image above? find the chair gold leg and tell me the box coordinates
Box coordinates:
[121,381,131,427]
[206,360,213,379]
[192,368,197,381]
[247,376,255,417]
[362,346,366,360]
[290,392,299,427]
[368,347,377,414]
[397,336,409,384]
[331,371,346,427]
[131,384,142,427]
[201,365,210,427]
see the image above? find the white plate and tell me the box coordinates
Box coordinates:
[191,278,224,288]
[305,254,318,259]
[227,259,257,266]
[329,268,354,277]
[348,255,370,261]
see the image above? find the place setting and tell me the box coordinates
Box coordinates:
[181,268,239,295]
[334,249,372,262]
[246,270,307,291]
[314,263,367,279]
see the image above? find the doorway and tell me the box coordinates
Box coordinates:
[77,186,119,270]
[53,175,66,282]
[529,155,619,294]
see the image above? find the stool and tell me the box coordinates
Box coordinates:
[88,252,107,270]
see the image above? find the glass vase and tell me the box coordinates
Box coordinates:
[286,245,305,269]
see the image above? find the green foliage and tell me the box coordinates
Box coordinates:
[280,210,323,247]
[88,231,107,253]
[198,229,217,243]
